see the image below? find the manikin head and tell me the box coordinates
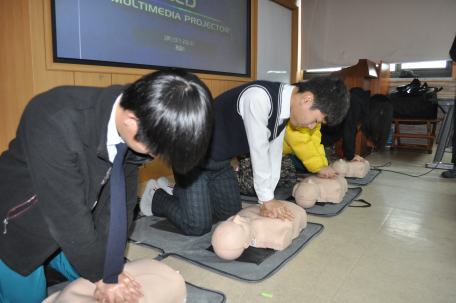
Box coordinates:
[331,159,348,177]
[331,159,370,178]
[292,179,321,208]
[349,160,370,178]
[211,215,255,260]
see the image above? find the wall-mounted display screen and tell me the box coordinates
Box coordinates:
[51,0,251,77]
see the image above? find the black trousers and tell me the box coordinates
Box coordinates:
[152,158,242,236]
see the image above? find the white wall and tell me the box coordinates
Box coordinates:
[257,0,292,83]
[302,0,456,70]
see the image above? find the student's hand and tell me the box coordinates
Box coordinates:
[94,271,143,303]
[260,199,295,221]
[317,166,337,179]
[351,155,366,162]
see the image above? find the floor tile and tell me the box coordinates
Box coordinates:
[363,224,456,274]
[395,190,456,219]
[332,256,456,303]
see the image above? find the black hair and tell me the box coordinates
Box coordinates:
[120,68,214,174]
[294,76,350,126]
[361,94,393,149]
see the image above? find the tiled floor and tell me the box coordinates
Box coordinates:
[127,147,456,303]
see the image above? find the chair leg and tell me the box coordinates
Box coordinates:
[395,121,401,146]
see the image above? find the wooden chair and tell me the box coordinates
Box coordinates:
[390,118,442,154]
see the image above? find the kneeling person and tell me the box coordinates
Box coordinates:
[141,76,349,236]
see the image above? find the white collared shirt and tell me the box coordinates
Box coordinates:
[106,94,125,163]
[238,84,294,203]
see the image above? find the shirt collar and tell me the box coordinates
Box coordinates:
[280,84,294,119]
[107,94,125,147]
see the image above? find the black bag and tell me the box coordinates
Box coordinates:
[390,79,442,119]
[393,78,442,98]
[390,91,438,119]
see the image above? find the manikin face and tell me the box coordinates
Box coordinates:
[211,215,254,260]
[331,159,348,177]
[290,91,327,130]
[331,160,370,178]
[293,180,320,209]
[347,160,370,178]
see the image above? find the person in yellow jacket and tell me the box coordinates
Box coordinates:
[282,121,337,178]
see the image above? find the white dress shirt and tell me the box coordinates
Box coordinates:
[106,95,125,163]
[238,84,294,203]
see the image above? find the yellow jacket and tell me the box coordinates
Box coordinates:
[282,121,328,173]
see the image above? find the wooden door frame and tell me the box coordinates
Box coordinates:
[270,0,301,83]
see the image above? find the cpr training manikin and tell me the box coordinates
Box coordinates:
[330,159,370,178]
[42,259,187,303]
[211,201,307,260]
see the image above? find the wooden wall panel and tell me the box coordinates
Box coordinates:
[0,0,35,151]
[201,79,212,93]
[211,80,230,98]
[228,81,248,90]
[112,74,142,85]
[343,77,372,91]
[74,72,112,87]
[370,61,391,95]
[138,157,174,184]
[30,0,75,95]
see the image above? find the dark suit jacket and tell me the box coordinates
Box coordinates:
[0,85,151,282]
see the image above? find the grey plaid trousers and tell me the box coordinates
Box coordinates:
[152,157,242,236]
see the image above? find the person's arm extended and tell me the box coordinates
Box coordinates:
[342,97,364,161]
[240,88,294,221]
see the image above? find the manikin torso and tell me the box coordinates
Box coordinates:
[330,159,370,178]
[292,175,348,208]
[42,259,187,303]
[211,201,307,260]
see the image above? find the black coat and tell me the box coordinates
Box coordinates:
[321,87,370,160]
[0,85,151,282]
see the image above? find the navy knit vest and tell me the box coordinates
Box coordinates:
[209,81,289,161]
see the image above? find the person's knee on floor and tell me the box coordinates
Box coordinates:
[181,218,213,236]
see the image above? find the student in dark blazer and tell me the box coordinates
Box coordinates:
[0,69,214,303]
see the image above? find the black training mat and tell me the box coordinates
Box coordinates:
[206,245,276,266]
[186,282,226,303]
[344,169,382,186]
[46,281,226,303]
[296,169,382,186]
[129,217,324,283]
[286,187,363,217]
